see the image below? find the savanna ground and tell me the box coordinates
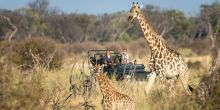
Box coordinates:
[0,37,219,110]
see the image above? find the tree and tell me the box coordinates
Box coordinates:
[28,0,50,17]
[16,7,48,37]
[195,1,220,39]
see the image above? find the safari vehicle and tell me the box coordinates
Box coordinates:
[88,50,150,80]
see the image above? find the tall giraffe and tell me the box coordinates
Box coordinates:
[128,2,191,94]
[0,15,17,42]
[94,65,134,110]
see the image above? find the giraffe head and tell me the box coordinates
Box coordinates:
[94,64,102,75]
[128,2,141,23]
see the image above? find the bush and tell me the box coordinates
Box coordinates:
[11,37,65,70]
[187,60,202,69]
[0,40,17,57]
[191,39,212,55]
[191,67,220,109]
[105,42,122,52]
[129,38,149,57]
[0,62,45,109]
[65,42,102,54]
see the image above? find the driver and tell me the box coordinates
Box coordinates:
[103,50,115,76]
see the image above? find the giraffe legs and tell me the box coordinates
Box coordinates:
[145,72,156,94]
[179,72,191,95]
[102,102,112,110]
[168,71,191,96]
[168,79,175,97]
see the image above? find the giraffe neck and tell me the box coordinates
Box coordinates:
[137,12,166,53]
[97,73,115,95]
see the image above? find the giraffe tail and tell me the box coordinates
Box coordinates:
[188,85,194,92]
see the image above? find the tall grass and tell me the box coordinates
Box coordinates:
[0,37,219,109]
[0,56,214,109]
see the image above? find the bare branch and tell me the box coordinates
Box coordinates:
[207,19,215,49]
[45,48,57,69]
[207,18,219,70]
[160,25,174,37]
[29,49,42,68]
[115,24,134,41]
[0,15,17,42]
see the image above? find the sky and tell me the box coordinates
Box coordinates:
[0,0,218,16]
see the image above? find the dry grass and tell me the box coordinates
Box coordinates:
[39,60,209,110]
[17,54,212,109]
[0,38,218,110]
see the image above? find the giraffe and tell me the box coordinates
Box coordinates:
[94,65,135,110]
[128,2,191,94]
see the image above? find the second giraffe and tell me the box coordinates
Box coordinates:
[94,65,135,110]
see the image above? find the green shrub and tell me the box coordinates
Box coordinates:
[11,37,65,70]
[118,32,132,43]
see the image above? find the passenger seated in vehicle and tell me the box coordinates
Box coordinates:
[102,50,114,75]
[121,49,129,64]
[103,50,113,66]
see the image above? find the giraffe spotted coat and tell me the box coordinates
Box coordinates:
[128,2,190,94]
[94,65,135,110]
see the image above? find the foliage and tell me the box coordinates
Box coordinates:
[10,37,64,70]
[28,0,50,17]
[187,60,202,69]
[1,1,219,47]
[190,39,212,55]
[0,40,218,109]
[118,32,132,43]
[0,40,16,57]
[193,67,220,109]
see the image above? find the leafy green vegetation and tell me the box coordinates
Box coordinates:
[0,0,220,47]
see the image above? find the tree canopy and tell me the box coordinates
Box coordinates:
[0,0,220,44]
